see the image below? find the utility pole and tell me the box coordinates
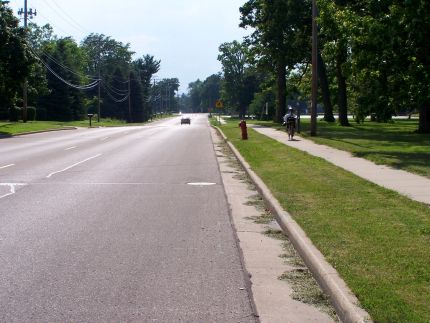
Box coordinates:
[128,73,131,122]
[153,78,156,118]
[97,70,101,122]
[311,0,318,136]
[18,0,36,123]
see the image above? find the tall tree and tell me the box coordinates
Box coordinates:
[200,74,221,111]
[187,80,203,113]
[240,0,311,122]
[133,55,160,119]
[81,33,134,119]
[218,41,250,118]
[38,38,87,121]
[0,3,32,119]
[129,70,144,123]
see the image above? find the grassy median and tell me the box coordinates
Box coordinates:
[218,120,430,323]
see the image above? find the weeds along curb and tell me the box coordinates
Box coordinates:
[213,125,372,323]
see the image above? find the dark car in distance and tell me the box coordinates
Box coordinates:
[181,116,191,125]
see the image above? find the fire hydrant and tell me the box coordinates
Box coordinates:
[238,120,248,140]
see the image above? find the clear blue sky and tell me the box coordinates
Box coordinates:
[9,0,251,93]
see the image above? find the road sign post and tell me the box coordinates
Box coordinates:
[215,100,223,125]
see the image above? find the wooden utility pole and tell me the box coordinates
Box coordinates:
[128,73,131,122]
[18,0,36,122]
[311,0,318,136]
[97,70,101,122]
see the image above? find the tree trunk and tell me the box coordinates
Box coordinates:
[318,52,335,122]
[275,57,286,123]
[418,103,430,133]
[336,50,349,126]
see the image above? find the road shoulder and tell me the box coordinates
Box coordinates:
[211,127,337,323]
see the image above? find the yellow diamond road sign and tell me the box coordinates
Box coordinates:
[215,100,223,108]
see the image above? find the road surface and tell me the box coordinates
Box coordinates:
[0,115,256,322]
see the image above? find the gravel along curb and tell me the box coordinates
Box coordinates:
[213,126,372,323]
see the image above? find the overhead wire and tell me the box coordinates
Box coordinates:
[48,0,90,34]
[28,46,99,90]
[27,41,99,81]
[42,0,88,35]
[103,82,129,96]
[102,83,129,103]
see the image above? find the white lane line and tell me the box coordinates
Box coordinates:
[0,183,27,199]
[0,164,15,169]
[64,146,77,151]
[100,137,110,141]
[46,154,102,178]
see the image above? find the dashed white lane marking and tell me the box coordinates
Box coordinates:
[0,183,27,199]
[64,146,77,151]
[0,164,14,169]
[46,154,102,178]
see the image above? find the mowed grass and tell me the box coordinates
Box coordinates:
[219,121,430,323]
[252,118,430,178]
[0,117,166,136]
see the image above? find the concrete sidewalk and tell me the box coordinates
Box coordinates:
[251,125,430,205]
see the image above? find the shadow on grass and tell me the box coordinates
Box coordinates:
[355,150,430,172]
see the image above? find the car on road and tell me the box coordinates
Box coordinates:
[181,116,191,125]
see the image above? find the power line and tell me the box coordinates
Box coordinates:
[102,83,129,103]
[28,46,99,90]
[103,82,129,96]
[42,0,88,35]
[26,41,99,81]
[48,0,90,34]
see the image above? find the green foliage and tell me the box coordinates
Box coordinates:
[9,107,21,122]
[133,54,160,118]
[298,118,430,178]
[220,120,430,322]
[187,79,203,112]
[27,106,36,121]
[37,37,87,121]
[248,87,275,119]
[218,41,259,117]
[152,78,179,115]
[129,70,144,123]
[240,0,312,121]
[0,3,32,115]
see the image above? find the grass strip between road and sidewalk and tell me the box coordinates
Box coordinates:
[250,118,430,179]
[218,120,430,323]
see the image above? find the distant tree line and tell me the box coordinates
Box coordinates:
[183,0,430,133]
[0,2,179,123]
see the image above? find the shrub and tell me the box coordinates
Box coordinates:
[27,106,36,121]
[36,107,47,120]
[9,107,21,122]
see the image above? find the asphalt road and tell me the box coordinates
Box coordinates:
[0,115,256,322]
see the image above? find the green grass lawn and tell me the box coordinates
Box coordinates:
[0,117,169,136]
[218,120,430,323]
[251,118,430,179]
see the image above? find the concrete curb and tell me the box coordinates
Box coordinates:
[0,127,78,138]
[213,126,372,323]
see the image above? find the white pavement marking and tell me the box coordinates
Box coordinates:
[100,137,110,141]
[46,154,102,178]
[0,183,27,199]
[64,146,77,151]
[187,182,216,186]
[0,164,15,169]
